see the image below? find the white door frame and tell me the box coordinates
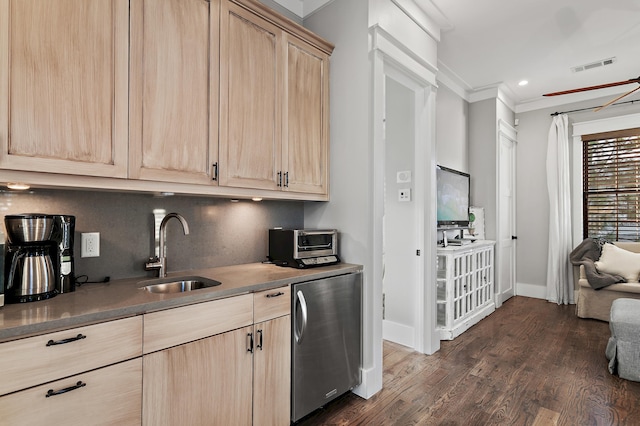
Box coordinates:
[371,27,439,355]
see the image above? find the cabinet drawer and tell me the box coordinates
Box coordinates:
[0,358,142,426]
[143,294,253,354]
[254,285,290,323]
[0,316,142,396]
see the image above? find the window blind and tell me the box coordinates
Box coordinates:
[583,128,640,240]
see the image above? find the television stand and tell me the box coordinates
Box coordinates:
[436,240,495,340]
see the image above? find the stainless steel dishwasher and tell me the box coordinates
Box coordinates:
[291,272,362,422]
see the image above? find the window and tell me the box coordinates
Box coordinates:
[583,128,640,240]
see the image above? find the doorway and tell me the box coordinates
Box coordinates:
[374,59,438,355]
[382,76,417,347]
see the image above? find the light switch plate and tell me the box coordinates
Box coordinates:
[398,188,411,202]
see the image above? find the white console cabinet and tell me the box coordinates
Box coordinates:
[436,240,495,340]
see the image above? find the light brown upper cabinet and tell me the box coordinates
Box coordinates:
[219,0,282,191]
[0,0,129,177]
[129,0,220,185]
[219,0,333,195]
[283,35,330,195]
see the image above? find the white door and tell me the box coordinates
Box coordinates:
[496,121,517,306]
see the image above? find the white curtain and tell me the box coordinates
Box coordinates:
[546,114,574,304]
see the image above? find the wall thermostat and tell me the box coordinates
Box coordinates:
[397,170,412,183]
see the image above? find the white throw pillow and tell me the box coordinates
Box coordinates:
[595,243,640,283]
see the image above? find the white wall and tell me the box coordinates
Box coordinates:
[468,97,515,241]
[304,0,441,398]
[436,84,468,172]
[302,0,378,397]
[469,99,497,238]
[257,0,302,23]
[515,95,640,293]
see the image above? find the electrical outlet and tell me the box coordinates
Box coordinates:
[81,232,100,258]
[398,188,411,202]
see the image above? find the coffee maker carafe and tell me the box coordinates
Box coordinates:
[4,214,60,303]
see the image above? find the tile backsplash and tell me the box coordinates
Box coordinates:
[0,189,304,281]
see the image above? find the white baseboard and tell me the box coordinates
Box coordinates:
[352,364,382,399]
[516,282,578,304]
[382,319,415,348]
[516,282,547,299]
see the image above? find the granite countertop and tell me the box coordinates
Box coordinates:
[0,262,362,342]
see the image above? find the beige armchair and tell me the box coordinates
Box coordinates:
[577,242,640,322]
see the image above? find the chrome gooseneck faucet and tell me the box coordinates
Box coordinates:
[145,212,190,277]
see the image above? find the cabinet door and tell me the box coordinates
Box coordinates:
[143,326,253,426]
[0,0,128,177]
[283,35,329,195]
[219,1,282,190]
[253,315,291,426]
[129,0,219,185]
[0,358,142,426]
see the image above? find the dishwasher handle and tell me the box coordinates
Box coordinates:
[294,290,308,344]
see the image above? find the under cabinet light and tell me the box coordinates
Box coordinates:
[7,183,30,190]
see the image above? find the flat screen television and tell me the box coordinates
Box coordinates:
[436,165,470,228]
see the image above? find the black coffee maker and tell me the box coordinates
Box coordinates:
[4,214,76,303]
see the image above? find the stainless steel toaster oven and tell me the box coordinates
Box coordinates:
[268,229,339,268]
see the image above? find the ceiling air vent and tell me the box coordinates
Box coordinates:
[571,57,617,73]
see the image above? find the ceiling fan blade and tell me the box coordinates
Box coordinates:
[543,77,640,96]
[593,85,640,112]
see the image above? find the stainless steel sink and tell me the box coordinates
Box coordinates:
[139,276,221,294]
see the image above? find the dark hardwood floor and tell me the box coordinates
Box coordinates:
[297,296,640,425]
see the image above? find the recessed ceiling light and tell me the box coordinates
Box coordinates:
[518,80,529,87]
[252,197,263,202]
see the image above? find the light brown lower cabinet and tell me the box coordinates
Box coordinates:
[253,315,291,426]
[142,291,291,426]
[0,290,292,425]
[0,358,142,425]
[143,326,254,426]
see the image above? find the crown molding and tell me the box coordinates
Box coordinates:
[389,0,443,42]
